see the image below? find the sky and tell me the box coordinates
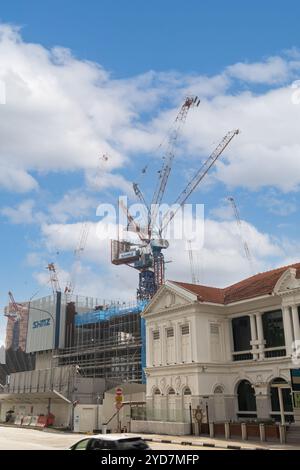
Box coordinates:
[1,0,300,343]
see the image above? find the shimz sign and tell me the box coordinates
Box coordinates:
[32,318,51,329]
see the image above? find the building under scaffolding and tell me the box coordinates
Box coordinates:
[54,300,148,384]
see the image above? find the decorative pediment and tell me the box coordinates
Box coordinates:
[273,268,300,295]
[142,281,197,317]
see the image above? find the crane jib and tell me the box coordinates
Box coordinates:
[160,129,240,233]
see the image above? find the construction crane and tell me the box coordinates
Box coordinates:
[160,129,240,233]
[4,291,23,321]
[46,262,61,295]
[149,96,201,237]
[187,240,199,284]
[227,196,254,274]
[111,97,239,299]
[64,222,91,296]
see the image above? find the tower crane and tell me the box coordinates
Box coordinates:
[227,196,254,274]
[111,96,240,300]
[46,262,61,295]
[160,129,240,233]
[149,96,200,237]
[64,222,91,296]
[4,291,25,321]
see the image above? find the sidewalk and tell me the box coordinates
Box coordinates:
[139,433,300,450]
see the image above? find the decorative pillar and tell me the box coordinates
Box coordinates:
[147,328,152,367]
[175,323,181,364]
[159,326,164,365]
[282,306,293,356]
[255,392,271,420]
[255,312,265,360]
[226,319,234,361]
[291,305,300,342]
[190,319,196,362]
[278,388,286,426]
[249,314,258,360]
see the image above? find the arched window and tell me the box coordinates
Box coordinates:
[183,387,192,396]
[168,388,176,422]
[237,380,257,418]
[153,388,161,421]
[270,378,294,423]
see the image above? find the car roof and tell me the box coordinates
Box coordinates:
[88,433,142,441]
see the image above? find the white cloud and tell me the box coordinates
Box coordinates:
[226,56,290,84]
[0,24,300,195]
[1,199,39,224]
[260,191,297,216]
[2,24,300,299]
[0,166,38,192]
[38,215,284,293]
[180,85,300,192]
[25,252,44,267]
[85,170,133,195]
[48,190,96,223]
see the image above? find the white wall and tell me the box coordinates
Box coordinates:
[143,281,299,429]
[73,404,103,433]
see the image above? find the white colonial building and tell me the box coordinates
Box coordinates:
[140,264,300,434]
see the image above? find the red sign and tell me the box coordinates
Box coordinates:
[115,387,123,396]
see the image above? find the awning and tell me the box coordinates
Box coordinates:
[0,389,71,404]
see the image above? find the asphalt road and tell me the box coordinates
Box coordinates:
[0,426,221,450]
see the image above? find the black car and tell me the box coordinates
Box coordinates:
[69,434,150,451]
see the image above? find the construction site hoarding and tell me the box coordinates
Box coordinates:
[25,295,59,353]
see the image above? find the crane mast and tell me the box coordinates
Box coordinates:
[227,196,254,274]
[188,240,198,284]
[46,262,61,295]
[65,222,92,296]
[150,96,200,235]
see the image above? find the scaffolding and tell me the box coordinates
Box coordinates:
[54,300,148,384]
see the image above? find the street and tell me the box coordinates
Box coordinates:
[0,427,221,450]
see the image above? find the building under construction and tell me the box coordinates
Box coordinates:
[55,300,147,383]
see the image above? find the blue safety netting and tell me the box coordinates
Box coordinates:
[75,300,148,326]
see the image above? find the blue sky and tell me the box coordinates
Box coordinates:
[1,1,300,342]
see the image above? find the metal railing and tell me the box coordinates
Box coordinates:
[232,351,253,361]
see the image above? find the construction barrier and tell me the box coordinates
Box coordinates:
[14,414,24,426]
[22,415,32,426]
[29,416,38,427]
[36,416,47,428]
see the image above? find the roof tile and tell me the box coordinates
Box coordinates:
[171,262,300,305]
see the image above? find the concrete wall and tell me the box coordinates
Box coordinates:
[0,401,71,428]
[35,351,53,369]
[131,420,191,436]
[72,377,106,404]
